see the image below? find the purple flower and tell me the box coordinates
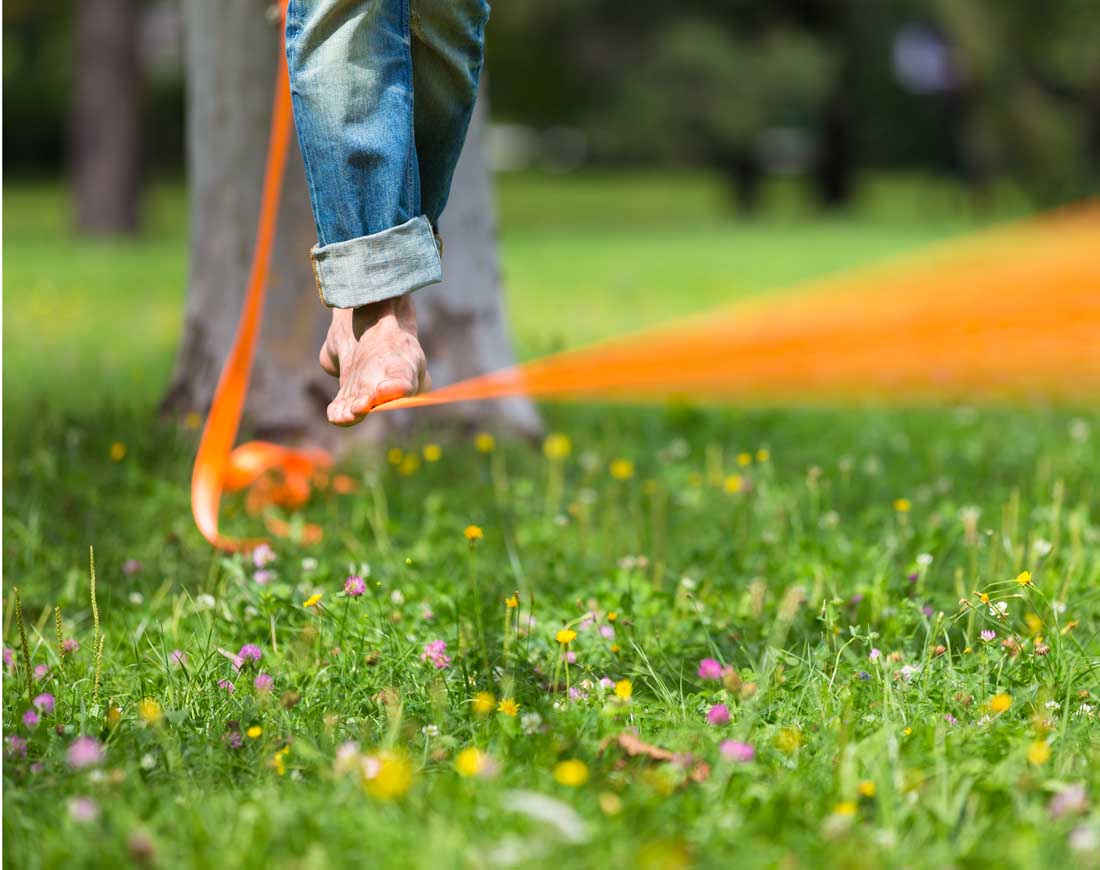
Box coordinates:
[67,796,101,823]
[565,651,577,664]
[251,543,276,568]
[1050,784,1088,819]
[921,605,934,618]
[421,640,451,670]
[944,713,958,726]
[706,703,731,726]
[849,594,864,606]
[598,677,615,690]
[568,686,588,702]
[697,658,723,680]
[421,606,435,621]
[254,673,274,693]
[218,679,235,693]
[857,671,870,681]
[67,736,104,769]
[33,693,55,715]
[22,710,40,729]
[344,575,366,597]
[980,630,996,642]
[33,664,50,681]
[170,649,187,667]
[253,570,274,585]
[223,730,243,749]
[61,638,80,654]
[600,625,615,639]
[6,735,28,758]
[869,648,881,662]
[719,740,755,763]
[238,644,263,665]
[3,647,14,669]
[123,558,144,576]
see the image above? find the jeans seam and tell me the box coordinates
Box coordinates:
[402,0,418,219]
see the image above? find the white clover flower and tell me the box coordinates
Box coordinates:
[390,589,405,606]
[989,601,1009,620]
[521,712,543,735]
[129,592,144,605]
[195,594,216,611]
[1033,538,1053,557]
[917,553,934,567]
[421,724,439,738]
[1045,700,1061,711]
[140,753,156,770]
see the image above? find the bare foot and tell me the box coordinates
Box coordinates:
[319,294,430,426]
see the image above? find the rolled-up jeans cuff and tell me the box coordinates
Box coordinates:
[311,215,443,308]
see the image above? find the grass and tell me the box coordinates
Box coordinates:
[3,172,1099,869]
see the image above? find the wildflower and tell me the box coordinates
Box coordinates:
[719,740,754,763]
[62,638,80,655]
[614,680,633,701]
[858,780,876,798]
[362,749,413,800]
[736,451,752,467]
[464,525,483,542]
[246,726,262,739]
[253,570,274,585]
[980,630,996,642]
[252,543,276,568]
[474,432,495,453]
[1027,741,1051,765]
[607,612,618,622]
[600,625,615,639]
[892,497,911,513]
[543,433,572,460]
[723,474,744,493]
[775,726,803,755]
[422,443,442,462]
[68,796,101,823]
[218,679,235,693]
[106,705,122,727]
[33,693,55,715]
[455,747,493,778]
[869,648,881,662]
[238,644,263,665]
[272,745,290,777]
[1015,570,1032,587]
[833,801,857,817]
[609,458,634,480]
[505,594,519,609]
[254,673,274,693]
[6,735,28,758]
[756,449,770,462]
[109,441,127,461]
[22,710,39,729]
[302,593,323,608]
[472,692,496,717]
[989,601,1009,620]
[990,693,1013,714]
[387,447,403,465]
[706,704,731,726]
[343,575,366,597]
[67,736,105,769]
[421,640,452,670]
[1069,825,1099,854]
[697,658,723,680]
[33,664,50,681]
[944,713,958,726]
[1025,613,1043,635]
[553,759,589,787]
[138,698,163,725]
[565,651,577,664]
[1050,784,1088,819]
[556,628,577,645]
[521,712,543,735]
[498,698,520,717]
[916,553,933,567]
[170,649,187,667]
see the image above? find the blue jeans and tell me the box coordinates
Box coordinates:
[285,0,489,309]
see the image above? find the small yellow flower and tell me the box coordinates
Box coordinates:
[607,612,618,622]
[775,726,803,755]
[556,628,577,645]
[247,725,263,739]
[857,780,876,798]
[736,451,752,467]
[303,593,323,608]
[472,691,495,717]
[614,679,633,701]
[363,749,413,800]
[833,800,858,817]
[398,453,420,476]
[422,443,442,462]
[990,693,1013,714]
[1015,571,1032,587]
[599,792,623,815]
[893,498,911,513]
[106,705,122,727]
[109,441,127,462]
[543,433,572,461]
[184,411,203,430]
[609,458,634,480]
[138,697,163,725]
[723,474,744,493]
[272,745,290,776]
[902,726,912,737]
[464,525,484,542]
[1027,740,1051,765]
[978,591,990,604]
[387,447,403,465]
[610,644,621,654]
[756,448,770,462]
[474,432,495,453]
[553,759,589,787]
[455,747,487,778]
[505,594,519,609]
[1025,613,1043,635]
[498,698,519,717]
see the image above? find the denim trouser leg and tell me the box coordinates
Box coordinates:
[285,0,488,309]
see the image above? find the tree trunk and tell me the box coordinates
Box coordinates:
[71,0,142,235]
[162,0,539,451]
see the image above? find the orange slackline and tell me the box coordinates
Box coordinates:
[191,6,1100,551]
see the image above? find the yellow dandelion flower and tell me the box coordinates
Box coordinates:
[1025,613,1042,635]
[247,725,262,739]
[505,594,519,609]
[556,628,577,645]
[363,749,413,800]
[723,474,744,493]
[1015,571,1032,587]
[607,612,618,622]
[610,644,621,654]
[614,679,633,701]
[543,433,572,460]
[272,746,290,776]
[609,458,635,480]
[464,525,484,542]
[303,593,323,608]
[109,441,127,462]
[422,443,442,462]
[455,747,487,778]
[990,693,1013,714]
[833,801,857,817]
[902,726,912,736]
[387,447,404,465]
[775,726,803,755]
[472,691,495,717]
[857,780,876,798]
[599,792,623,815]
[978,591,990,604]
[553,759,589,787]
[756,448,770,462]
[1027,740,1050,765]
[893,498,911,513]
[736,452,752,467]
[184,411,203,430]
[474,432,495,453]
[138,698,163,725]
[498,698,519,717]
[398,453,420,476]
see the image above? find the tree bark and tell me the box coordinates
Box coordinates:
[163,0,539,450]
[71,0,142,235]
